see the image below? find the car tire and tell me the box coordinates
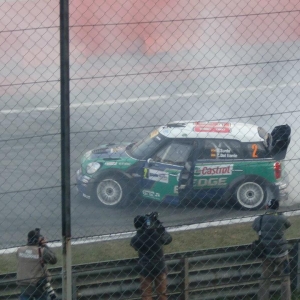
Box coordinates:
[232,179,267,210]
[94,176,128,207]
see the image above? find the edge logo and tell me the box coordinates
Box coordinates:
[196,177,227,187]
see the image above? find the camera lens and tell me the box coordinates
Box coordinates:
[44,282,57,299]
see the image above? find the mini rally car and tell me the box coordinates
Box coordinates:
[76,121,291,210]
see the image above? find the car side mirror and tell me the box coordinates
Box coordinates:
[147,158,154,166]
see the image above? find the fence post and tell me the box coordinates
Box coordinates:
[290,241,300,292]
[72,275,77,300]
[60,0,72,298]
[180,257,189,300]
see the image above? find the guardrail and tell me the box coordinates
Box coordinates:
[1,240,299,300]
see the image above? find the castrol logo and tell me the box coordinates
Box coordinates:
[195,164,233,176]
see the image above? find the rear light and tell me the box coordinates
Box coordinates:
[274,162,281,179]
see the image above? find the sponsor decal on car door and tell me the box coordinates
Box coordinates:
[146,168,169,184]
[142,162,183,203]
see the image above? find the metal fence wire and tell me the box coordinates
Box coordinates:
[1,0,300,299]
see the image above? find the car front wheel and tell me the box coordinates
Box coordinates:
[233,180,267,210]
[94,177,128,207]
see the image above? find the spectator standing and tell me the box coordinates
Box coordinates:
[17,228,57,300]
[252,199,291,300]
[130,213,172,300]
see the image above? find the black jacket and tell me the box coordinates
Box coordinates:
[130,228,172,278]
[252,209,291,257]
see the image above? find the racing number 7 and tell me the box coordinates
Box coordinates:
[252,144,258,158]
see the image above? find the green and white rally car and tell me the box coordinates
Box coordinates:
[76,121,291,210]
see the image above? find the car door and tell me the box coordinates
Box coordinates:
[142,139,195,204]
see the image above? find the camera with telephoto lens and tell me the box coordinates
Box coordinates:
[44,281,57,300]
[144,212,163,230]
[34,228,45,246]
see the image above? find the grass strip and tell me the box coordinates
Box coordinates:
[1,215,299,274]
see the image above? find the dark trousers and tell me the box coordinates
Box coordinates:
[140,272,168,300]
[258,255,291,300]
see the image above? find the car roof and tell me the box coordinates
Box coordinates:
[158,121,265,143]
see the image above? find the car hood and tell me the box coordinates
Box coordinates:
[83,142,133,161]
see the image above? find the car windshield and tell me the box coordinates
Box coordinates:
[128,130,167,159]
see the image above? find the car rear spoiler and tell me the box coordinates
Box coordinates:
[270,124,291,160]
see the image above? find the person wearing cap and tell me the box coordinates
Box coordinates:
[252,199,291,300]
[130,215,172,300]
[16,229,57,300]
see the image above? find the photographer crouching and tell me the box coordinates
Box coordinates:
[17,228,58,300]
[130,212,172,300]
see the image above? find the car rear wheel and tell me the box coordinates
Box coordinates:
[94,177,128,207]
[233,180,267,210]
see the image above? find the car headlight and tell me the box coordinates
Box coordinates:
[86,162,101,174]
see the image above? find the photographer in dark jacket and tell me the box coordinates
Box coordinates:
[252,199,291,300]
[130,213,172,300]
[17,228,57,300]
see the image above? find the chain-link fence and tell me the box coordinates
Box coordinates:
[1,0,300,299]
